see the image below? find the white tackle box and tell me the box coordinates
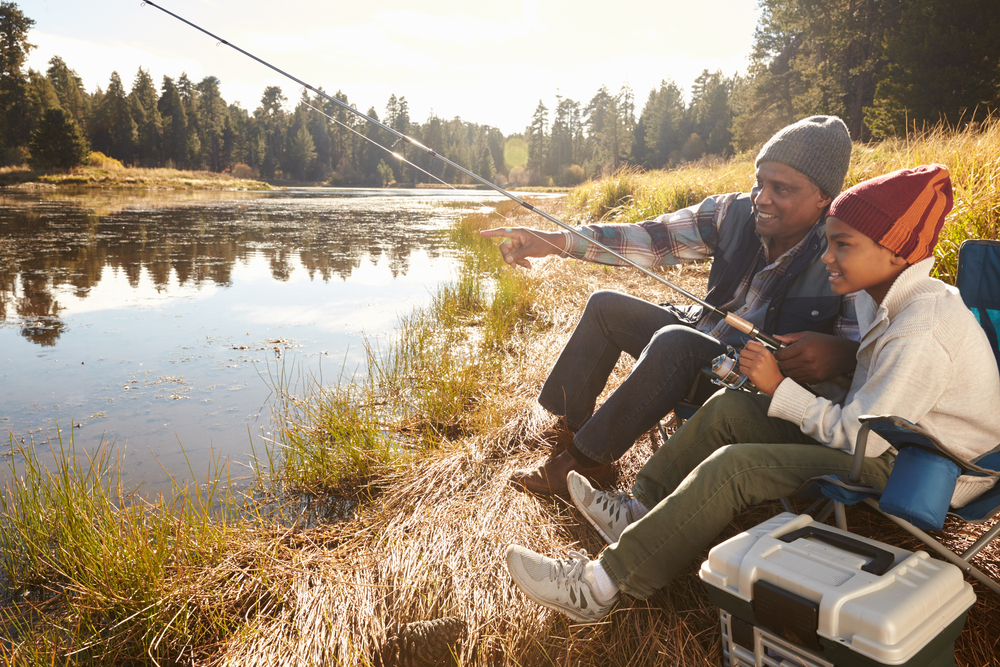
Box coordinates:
[699,513,976,666]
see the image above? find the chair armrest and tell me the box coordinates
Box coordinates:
[847,421,873,483]
[857,414,1000,476]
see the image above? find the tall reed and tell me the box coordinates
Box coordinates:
[0,435,251,665]
[570,119,1000,283]
[258,199,538,502]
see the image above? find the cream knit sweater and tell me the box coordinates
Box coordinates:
[768,258,1000,507]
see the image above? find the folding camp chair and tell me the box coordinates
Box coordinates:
[812,239,1000,597]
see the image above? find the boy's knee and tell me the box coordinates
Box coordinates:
[695,388,769,423]
[694,444,767,497]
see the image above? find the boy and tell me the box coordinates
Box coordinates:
[505,164,1000,623]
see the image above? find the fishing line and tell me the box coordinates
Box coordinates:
[300,98,525,227]
[140,0,781,348]
[299,99,453,191]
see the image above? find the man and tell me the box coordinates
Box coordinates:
[481,116,859,495]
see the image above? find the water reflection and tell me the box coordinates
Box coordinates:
[1,189,493,347]
[0,187,524,494]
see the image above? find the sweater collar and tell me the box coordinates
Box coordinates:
[857,257,936,331]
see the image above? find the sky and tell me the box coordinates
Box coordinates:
[24,0,763,135]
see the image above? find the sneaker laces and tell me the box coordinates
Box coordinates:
[554,550,591,590]
[594,489,633,522]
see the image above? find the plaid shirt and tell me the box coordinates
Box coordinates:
[561,193,860,346]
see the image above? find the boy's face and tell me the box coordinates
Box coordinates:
[751,161,832,249]
[822,216,910,305]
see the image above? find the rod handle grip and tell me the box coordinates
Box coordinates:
[722,314,784,350]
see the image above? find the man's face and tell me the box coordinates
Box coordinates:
[751,161,833,249]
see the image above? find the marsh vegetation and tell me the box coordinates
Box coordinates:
[3,122,1000,665]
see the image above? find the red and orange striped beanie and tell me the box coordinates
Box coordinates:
[828,164,953,263]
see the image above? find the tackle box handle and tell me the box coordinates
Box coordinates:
[779,526,895,575]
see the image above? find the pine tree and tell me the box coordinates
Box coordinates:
[549,93,572,175]
[585,86,632,174]
[255,85,287,178]
[476,134,496,184]
[92,71,137,163]
[157,77,188,168]
[527,100,548,182]
[177,73,202,167]
[360,106,384,184]
[636,80,686,169]
[25,69,59,117]
[688,70,734,157]
[130,67,161,167]
[284,110,316,180]
[302,89,331,180]
[323,90,355,179]
[0,2,35,160]
[419,112,445,183]
[46,56,89,127]
[196,76,229,171]
[866,0,1000,137]
[28,107,89,170]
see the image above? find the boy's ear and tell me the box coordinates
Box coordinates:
[890,253,909,267]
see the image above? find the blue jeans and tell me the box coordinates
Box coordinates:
[538,289,727,464]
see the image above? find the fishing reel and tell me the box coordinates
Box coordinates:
[705,346,752,390]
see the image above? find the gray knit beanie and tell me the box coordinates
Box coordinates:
[755,116,852,196]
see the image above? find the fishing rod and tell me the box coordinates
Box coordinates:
[140,0,782,349]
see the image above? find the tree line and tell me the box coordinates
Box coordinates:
[4,0,1000,186]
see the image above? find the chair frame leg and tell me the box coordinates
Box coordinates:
[834,502,848,531]
[959,517,1000,561]
[862,498,1000,597]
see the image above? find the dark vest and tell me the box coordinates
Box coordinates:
[667,194,843,338]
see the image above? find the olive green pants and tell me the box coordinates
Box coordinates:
[598,389,895,600]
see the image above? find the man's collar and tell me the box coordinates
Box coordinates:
[757,218,824,265]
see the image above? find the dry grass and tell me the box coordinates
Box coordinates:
[215,249,999,666]
[5,127,1000,664]
[0,163,271,190]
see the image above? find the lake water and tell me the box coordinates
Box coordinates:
[0,187,527,495]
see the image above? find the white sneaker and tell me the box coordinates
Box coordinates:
[567,470,636,544]
[505,546,616,623]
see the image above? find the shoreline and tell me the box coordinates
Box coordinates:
[2,134,999,663]
[0,164,273,191]
[0,165,572,194]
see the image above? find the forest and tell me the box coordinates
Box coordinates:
[3,0,1000,187]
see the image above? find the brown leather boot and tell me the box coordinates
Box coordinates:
[528,418,577,451]
[510,450,612,496]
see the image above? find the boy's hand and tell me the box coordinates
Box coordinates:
[739,340,784,396]
[479,227,566,269]
[773,332,859,385]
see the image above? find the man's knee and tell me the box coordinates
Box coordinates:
[641,324,708,364]
[583,289,627,317]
